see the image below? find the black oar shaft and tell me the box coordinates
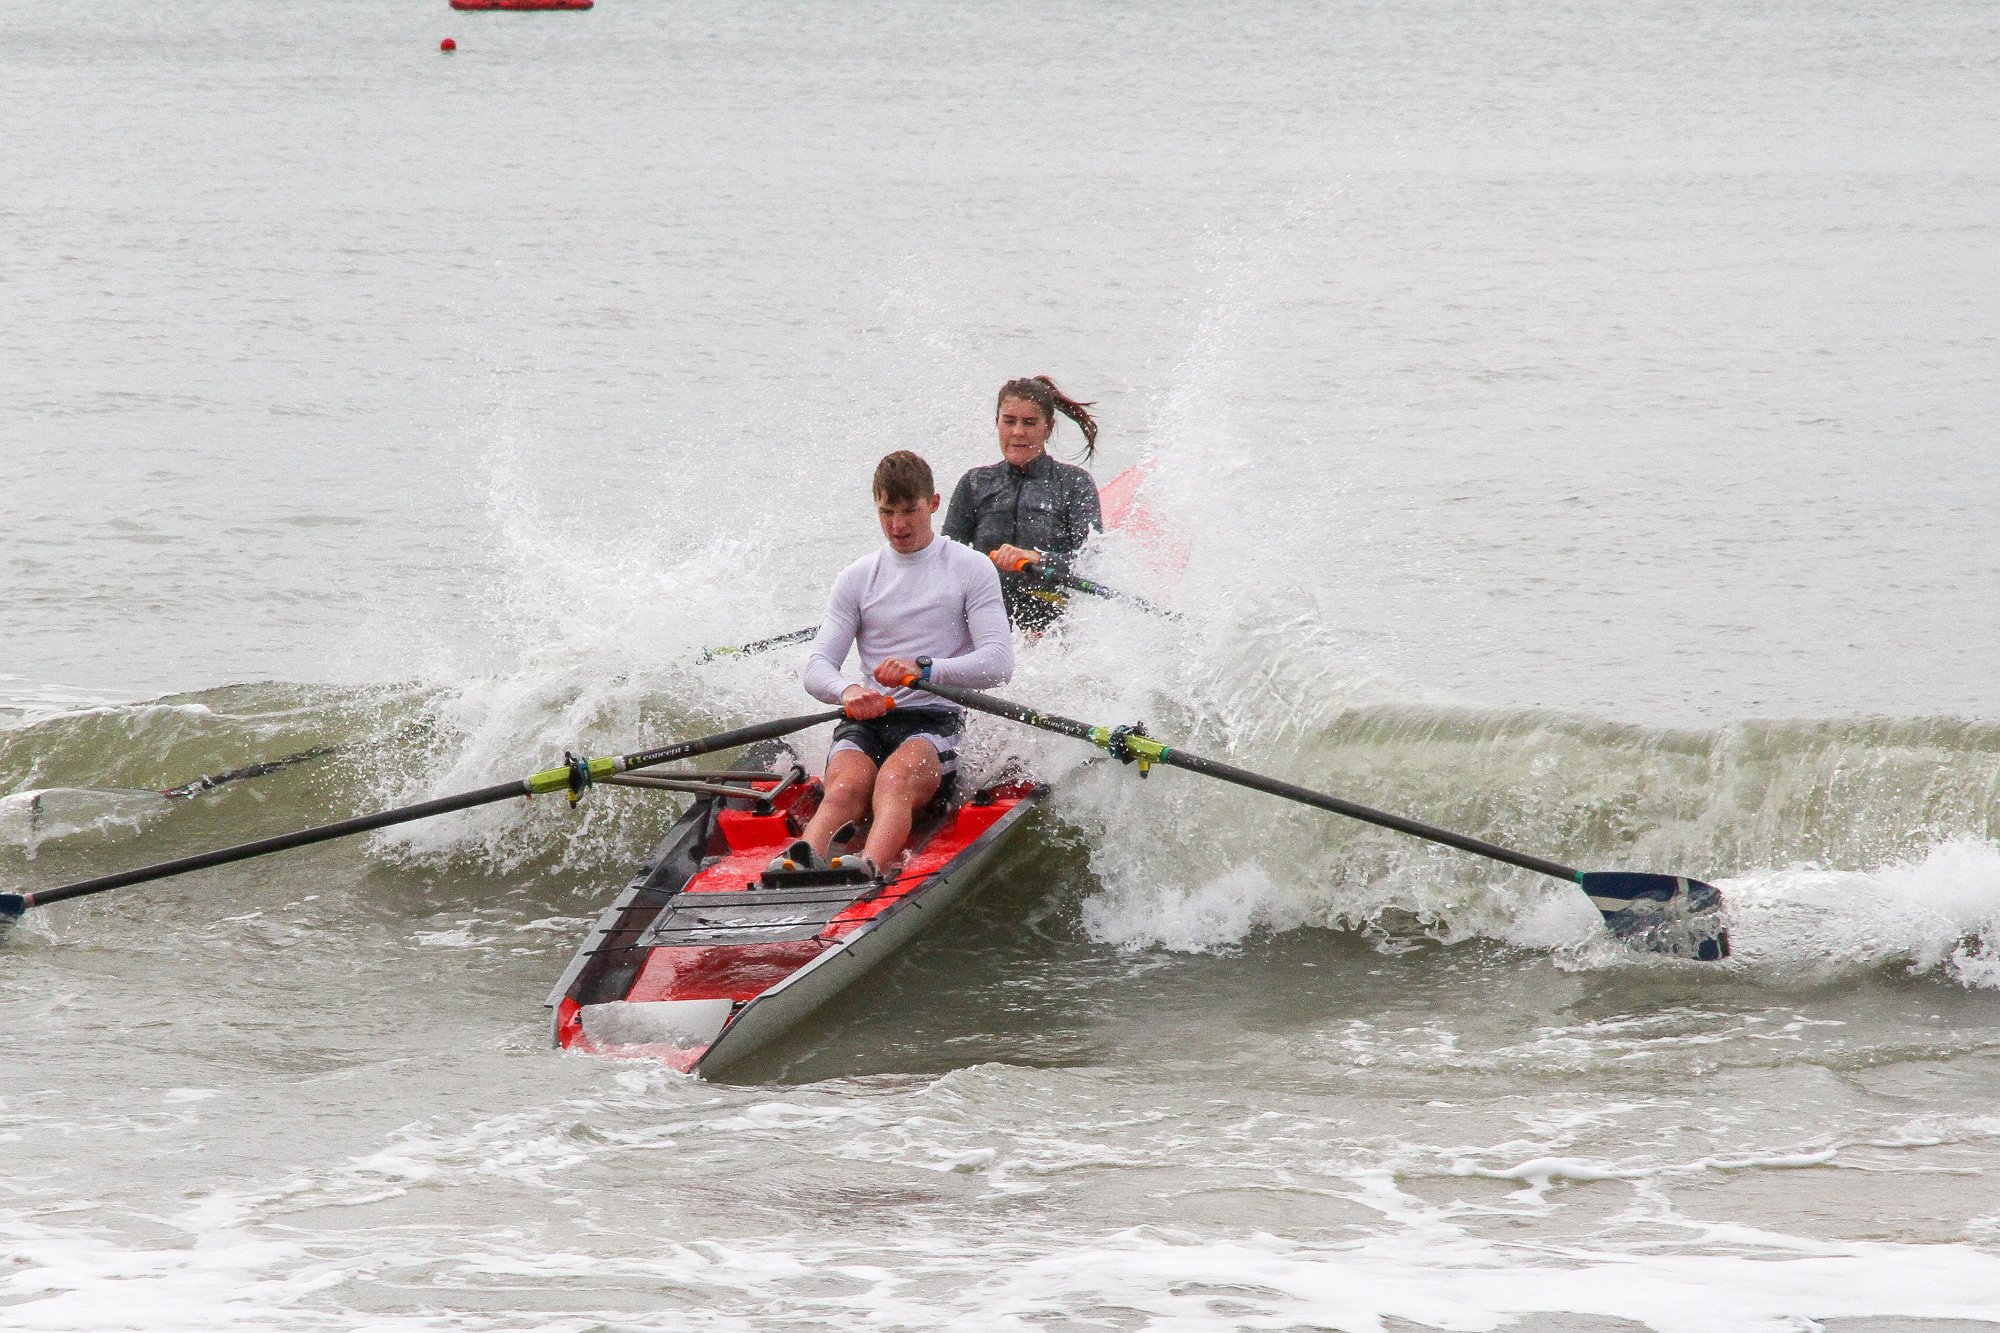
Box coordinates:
[917,681,1578,883]
[1156,749,1578,882]
[11,709,843,914]
[24,781,527,909]
[911,681,1725,960]
[160,743,343,800]
[618,709,842,771]
[701,626,818,661]
[1016,563,1181,621]
[922,687,1097,745]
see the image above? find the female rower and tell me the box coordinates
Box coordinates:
[941,376,1103,629]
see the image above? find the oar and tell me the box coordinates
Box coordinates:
[8,743,352,844]
[696,559,1180,663]
[1010,560,1183,621]
[698,625,818,662]
[7,721,455,838]
[7,741,344,815]
[698,558,1182,663]
[13,716,448,812]
[911,680,1729,961]
[154,743,344,800]
[0,708,842,924]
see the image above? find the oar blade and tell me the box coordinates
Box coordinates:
[1580,872,1730,961]
[1,893,24,925]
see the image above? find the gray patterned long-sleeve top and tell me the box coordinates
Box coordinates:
[941,453,1102,576]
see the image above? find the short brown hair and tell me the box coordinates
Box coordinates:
[872,450,935,505]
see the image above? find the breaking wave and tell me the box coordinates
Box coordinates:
[6,670,1999,986]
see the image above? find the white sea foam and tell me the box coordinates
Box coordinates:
[410,926,481,948]
[1723,837,2000,986]
[1074,780,2000,988]
[12,1057,2000,1333]
[0,788,169,856]
[0,680,206,734]
[0,1236,335,1333]
[14,1209,1998,1333]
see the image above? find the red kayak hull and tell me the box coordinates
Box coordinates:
[548,759,1043,1076]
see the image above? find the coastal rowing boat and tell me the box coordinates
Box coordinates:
[542,462,1175,1072]
[547,752,1045,1076]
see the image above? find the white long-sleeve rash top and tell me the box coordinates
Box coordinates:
[803,536,1015,711]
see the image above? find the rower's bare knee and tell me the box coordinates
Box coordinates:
[819,752,876,817]
[824,773,870,809]
[873,744,941,810]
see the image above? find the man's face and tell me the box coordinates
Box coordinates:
[877,492,940,554]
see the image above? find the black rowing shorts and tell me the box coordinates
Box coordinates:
[829,706,961,799]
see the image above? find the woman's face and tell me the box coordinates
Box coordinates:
[996,396,1054,467]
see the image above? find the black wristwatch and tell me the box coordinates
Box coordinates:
[916,656,933,683]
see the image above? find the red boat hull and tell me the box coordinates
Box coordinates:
[548,760,1043,1076]
[449,0,592,10]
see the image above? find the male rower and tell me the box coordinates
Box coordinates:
[771,450,1014,881]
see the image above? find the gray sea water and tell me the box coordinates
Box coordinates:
[6,2,2000,1329]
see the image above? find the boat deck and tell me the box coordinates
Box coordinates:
[550,765,1040,1075]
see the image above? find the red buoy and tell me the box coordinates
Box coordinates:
[440,37,457,51]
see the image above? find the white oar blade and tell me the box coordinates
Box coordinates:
[1580,872,1730,961]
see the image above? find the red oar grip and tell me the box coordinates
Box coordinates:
[842,692,898,718]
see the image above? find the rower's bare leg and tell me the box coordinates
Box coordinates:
[860,739,941,869]
[802,748,877,859]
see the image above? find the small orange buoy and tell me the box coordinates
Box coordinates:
[440,37,457,51]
